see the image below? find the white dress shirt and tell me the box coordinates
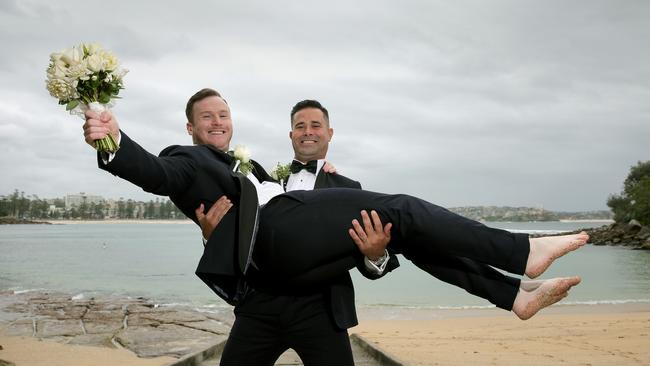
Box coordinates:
[285,160,324,192]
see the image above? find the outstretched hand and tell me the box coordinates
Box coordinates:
[83,110,120,148]
[195,196,233,241]
[348,210,392,261]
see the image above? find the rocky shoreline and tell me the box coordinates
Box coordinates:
[0,217,51,225]
[568,220,650,249]
[0,291,232,360]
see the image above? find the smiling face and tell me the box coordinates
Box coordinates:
[186,95,233,151]
[289,107,334,162]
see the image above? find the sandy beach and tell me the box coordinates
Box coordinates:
[0,331,176,366]
[2,303,648,366]
[353,303,650,366]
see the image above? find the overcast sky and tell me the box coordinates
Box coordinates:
[1,0,648,211]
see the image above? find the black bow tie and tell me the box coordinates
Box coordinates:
[290,160,318,174]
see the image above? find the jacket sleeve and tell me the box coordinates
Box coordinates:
[98,131,197,196]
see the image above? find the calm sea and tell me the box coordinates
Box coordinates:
[1,221,648,310]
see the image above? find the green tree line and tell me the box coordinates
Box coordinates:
[607,160,650,226]
[0,190,186,220]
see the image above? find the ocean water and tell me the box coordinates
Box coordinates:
[1,221,648,310]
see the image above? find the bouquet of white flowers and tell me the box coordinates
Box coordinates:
[46,43,128,152]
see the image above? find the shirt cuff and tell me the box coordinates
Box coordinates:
[100,132,121,164]
[363,249,389,274]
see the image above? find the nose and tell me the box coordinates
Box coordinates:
[210,115,222,125]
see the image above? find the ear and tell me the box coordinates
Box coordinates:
[327,127,334,142]
[186,122,193,135]
[289,130,293,140]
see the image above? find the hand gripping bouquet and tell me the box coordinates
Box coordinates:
[46,43,128,152]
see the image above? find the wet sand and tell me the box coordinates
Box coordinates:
[0,330,175,366]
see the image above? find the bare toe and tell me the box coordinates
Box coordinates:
[514,277,580,320]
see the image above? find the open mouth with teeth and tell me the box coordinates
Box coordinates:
[300,139,318,144]
[209,130,226,135]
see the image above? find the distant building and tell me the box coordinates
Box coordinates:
[64,193,105,210]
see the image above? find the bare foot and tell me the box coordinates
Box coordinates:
[519,279,545,292]
[525,231,589,278]
[512,276,581,320]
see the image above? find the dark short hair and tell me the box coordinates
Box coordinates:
[290,99,329,125]
[185,88,226,123]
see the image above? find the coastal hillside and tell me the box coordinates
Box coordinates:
[448,206,612,222]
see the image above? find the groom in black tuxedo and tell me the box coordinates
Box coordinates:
[214,99,400,365]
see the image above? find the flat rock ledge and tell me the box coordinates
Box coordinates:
[0,291,232,360]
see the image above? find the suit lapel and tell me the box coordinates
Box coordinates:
[314,169,329,189]
[235,174,259,274]
[204,145,238,171]
[203,144,262,275]
[251,160,273,182]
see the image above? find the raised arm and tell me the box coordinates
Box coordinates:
[83,110,198,196]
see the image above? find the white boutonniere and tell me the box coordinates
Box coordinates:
[270,162,291,185]
[232,144,254,175]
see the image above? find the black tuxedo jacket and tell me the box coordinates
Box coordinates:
[100,131,272,305]
[311,169,399,329]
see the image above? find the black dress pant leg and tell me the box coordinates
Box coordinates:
[219,291,287,366]
[256,188,529,278]
[285,293,354,366]
[407,254,521,310]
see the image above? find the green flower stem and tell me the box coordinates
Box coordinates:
[93,134,119,153]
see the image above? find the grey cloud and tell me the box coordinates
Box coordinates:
[1,0,648,212]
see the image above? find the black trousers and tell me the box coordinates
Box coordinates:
[219,289,354,366]
[253,188,528,309]
[407,255,520,310]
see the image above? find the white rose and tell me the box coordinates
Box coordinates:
[60,46,83,66]
[86,54,104,72]
[47,62,67,79]
[234,145,251,163]
[68,62,90,81]
[100,50,119,71]
[83,43,102,55]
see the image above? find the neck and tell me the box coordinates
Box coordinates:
[294,157,324,164]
